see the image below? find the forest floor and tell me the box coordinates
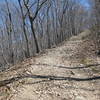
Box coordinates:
[0,30,100,100]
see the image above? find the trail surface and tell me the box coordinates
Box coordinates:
[0,30,100,100]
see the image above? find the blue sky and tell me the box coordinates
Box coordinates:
[80,0,91,8]
[0,0,91,9]
[0,0,90,5]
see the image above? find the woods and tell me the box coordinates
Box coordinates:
[0,1,100,100]
[91,0,100,55]
[0,0,97,70]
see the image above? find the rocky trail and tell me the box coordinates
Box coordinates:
[0,30,100,100]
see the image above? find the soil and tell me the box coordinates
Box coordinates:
[0,30,100,100]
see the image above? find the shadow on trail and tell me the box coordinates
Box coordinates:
[0,74,100,87]
[26,80,96,92]
[34,63,100,69]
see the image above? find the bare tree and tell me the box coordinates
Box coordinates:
[18,0,30,58]
[0,0,93,70]
[23,0,48,53]
[5,0,14,64]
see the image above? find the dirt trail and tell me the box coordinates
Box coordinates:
[1,30,100,100]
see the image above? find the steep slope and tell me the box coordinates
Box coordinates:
[0,30,100,100]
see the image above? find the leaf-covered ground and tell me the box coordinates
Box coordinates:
[0,30,100,100]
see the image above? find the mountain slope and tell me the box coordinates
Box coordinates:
[0,30,100,100]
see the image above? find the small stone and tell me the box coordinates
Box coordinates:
[75,96,85,100]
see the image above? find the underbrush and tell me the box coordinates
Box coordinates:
[90,25,100,54]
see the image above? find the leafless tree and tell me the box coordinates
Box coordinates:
[18,0,30,58]
[0,0,93,70]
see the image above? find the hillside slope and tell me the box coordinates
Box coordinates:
[0,30,100,100]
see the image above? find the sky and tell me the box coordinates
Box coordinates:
[0,0,91,5]
[0,0,91,10]
[80,0,91,9]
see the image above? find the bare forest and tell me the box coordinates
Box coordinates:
[0,0,100,100]
[0,0,97,70]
